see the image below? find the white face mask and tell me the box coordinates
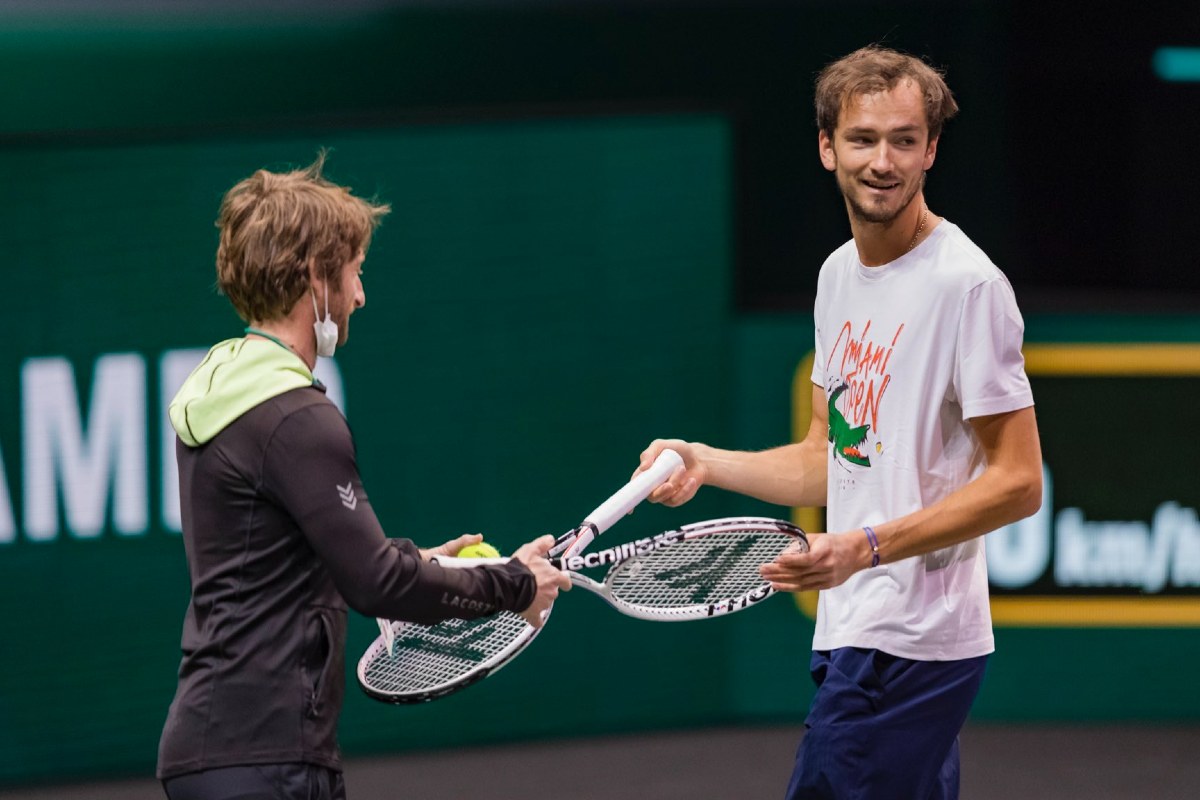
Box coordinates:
[311,284,338,358]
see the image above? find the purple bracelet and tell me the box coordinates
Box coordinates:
[863,526,880,568]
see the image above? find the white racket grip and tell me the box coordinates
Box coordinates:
[431,555,511,567]
[580,448,684,537]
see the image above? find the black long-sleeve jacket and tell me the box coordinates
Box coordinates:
[157,338,534,779]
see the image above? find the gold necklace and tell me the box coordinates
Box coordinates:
[907,205,929,253]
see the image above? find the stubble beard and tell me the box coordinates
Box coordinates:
[335,306,352,346]
[326,287,353,347]
[839,171,925,225]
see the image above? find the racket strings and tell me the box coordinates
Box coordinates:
[606,530,795,609]
[360,613,529,695]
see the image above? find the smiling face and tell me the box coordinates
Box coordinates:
[819,79,938,225]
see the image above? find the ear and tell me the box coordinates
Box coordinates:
[923,135,939,172]
[818,130,837,172]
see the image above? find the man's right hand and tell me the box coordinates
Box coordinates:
[511,534,571,628]
[636,439,707,507]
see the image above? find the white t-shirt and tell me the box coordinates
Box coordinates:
[809,220,1033,661]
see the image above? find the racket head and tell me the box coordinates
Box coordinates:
[587,516,806,621]
[357,611,540,703]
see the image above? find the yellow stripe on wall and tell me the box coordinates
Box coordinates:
[1023,343,1200,375]
[990,597,1200,626]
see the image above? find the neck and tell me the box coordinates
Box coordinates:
[850,196,932,267]
[245,318,317,370]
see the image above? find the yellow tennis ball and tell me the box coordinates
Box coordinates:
[458,542,501,559]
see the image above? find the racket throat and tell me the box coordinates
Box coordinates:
[552,521,599,558]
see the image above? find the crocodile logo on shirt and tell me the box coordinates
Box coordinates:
[828,383,871,467]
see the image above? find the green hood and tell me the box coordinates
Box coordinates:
[169,337,317,447]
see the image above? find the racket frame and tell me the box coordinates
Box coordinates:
[357,448,683,703]
[360,610,545,704]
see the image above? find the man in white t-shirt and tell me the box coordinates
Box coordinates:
[633,45,1043,799]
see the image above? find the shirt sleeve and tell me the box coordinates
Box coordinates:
[261,402,536,624]
[810,280,827,388]
[953,276,1035,420]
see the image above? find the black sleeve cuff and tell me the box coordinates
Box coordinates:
[489,559,538,614]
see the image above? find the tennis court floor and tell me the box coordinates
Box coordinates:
[2,724,1196,799]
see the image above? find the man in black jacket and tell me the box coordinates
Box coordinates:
[157,154,569,800]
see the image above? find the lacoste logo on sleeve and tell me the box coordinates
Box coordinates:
[337,481,358,511]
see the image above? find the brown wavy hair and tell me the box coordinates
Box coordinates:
[215,152,391,323]
[815,45,959,141]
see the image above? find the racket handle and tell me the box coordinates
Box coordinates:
[468,448,683,563]
[432,556,511,567]
[435,554,571,570]
[576,448,683,545]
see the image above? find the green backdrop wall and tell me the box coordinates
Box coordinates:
[0,115,747,785]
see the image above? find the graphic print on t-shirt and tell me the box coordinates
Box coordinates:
[824,319,905,470]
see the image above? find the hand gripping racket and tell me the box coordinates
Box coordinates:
[357,449,685,704]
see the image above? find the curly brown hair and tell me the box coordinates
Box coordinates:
[215,152,390,323]
[815,45,959,142]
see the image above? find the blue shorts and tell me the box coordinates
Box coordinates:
[786,647,988,800]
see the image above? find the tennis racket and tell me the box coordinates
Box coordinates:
[435,516,807,620]
[357,448,685,704]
